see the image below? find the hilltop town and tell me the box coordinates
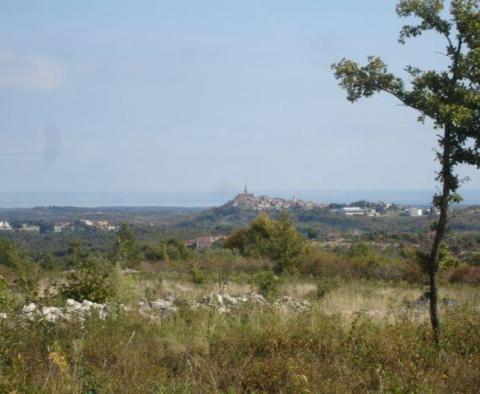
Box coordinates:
[228,186,320,211]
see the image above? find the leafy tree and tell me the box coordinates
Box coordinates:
[163,238,192,261]
[41,252,55,270]
[67,240,87,268]
[306,227,318,240]
[225,214,307,273]
[113,224,141,266]
[268,215,307,274]
[0,239,15,267]
[332,0,480,344]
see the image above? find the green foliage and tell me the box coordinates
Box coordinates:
[306,226,318,240]
[255,271,282,298]
[11,248,41,303]
[40,252,55,270]
[67,240,88,268]
[113,224,141,266]
[189,263,206,285]
[163,238,192,261]
[60,256,114,303]
[412,243,460,273]
[225,214,307,273]
[0,276,13,311]
[144,238,192,262]
[0,239,15,267]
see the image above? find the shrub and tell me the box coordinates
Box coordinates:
[255,271,282,299]
[189,263,206,285]
[0,275,13,311]
[60,257,114,303]
[449,265,480,286]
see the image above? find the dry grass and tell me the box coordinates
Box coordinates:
[5,271,479,392]
[123,273,480,325]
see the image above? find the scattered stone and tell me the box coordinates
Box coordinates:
[122,268,139,274]
[274,296,311,312]
[41,306,64,322]
[441,298,460,309]
[16,291,314,323]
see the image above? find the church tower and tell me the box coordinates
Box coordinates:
[243,185,248,195]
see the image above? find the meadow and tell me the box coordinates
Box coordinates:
[1,271,480,393]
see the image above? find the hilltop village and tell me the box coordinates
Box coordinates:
[229,186,320,211]
[225,187,433,217]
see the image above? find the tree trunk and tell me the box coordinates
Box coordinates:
[427,128,452,346]
[428,217,445,346]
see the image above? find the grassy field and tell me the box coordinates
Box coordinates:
[1,275,479,393]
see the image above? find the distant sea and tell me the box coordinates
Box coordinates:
[0,190,478,208]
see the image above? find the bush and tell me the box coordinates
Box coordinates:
[449,265,480,286]
[255,271,282,299]
[0,275,13,311]
[0,239,15,267]
[60,257,114,303]
[189,263,206,285]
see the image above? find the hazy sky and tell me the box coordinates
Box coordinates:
[1,0,479,194]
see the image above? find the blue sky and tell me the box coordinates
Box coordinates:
[0,0,478,196]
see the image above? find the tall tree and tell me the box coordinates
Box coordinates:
[113,224,141,266]
[332,0,479,344]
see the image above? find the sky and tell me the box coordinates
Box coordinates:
[0,0,479,198]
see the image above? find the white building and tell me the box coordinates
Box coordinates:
[54,223,71,233]
[21,224,40,232]
[342,207,364,216]
[0,221,12,230]
[408,208,423,217]
[97,220,117,231]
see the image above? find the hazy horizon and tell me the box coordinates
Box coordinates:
[1,1,479,194]
[0,188,479,208]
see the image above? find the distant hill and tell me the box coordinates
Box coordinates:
[180,192,480,236]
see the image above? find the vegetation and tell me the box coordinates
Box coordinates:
[60,257,114,303]
[332,0,480,344]
[1,283,480,393]
[113,224,141,266]
[225,214,307,273]
[0,208,479,391]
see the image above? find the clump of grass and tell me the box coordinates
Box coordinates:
[316,277,340,299]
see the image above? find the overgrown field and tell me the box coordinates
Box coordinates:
[1,216,480,393]
[1,277,480,393]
